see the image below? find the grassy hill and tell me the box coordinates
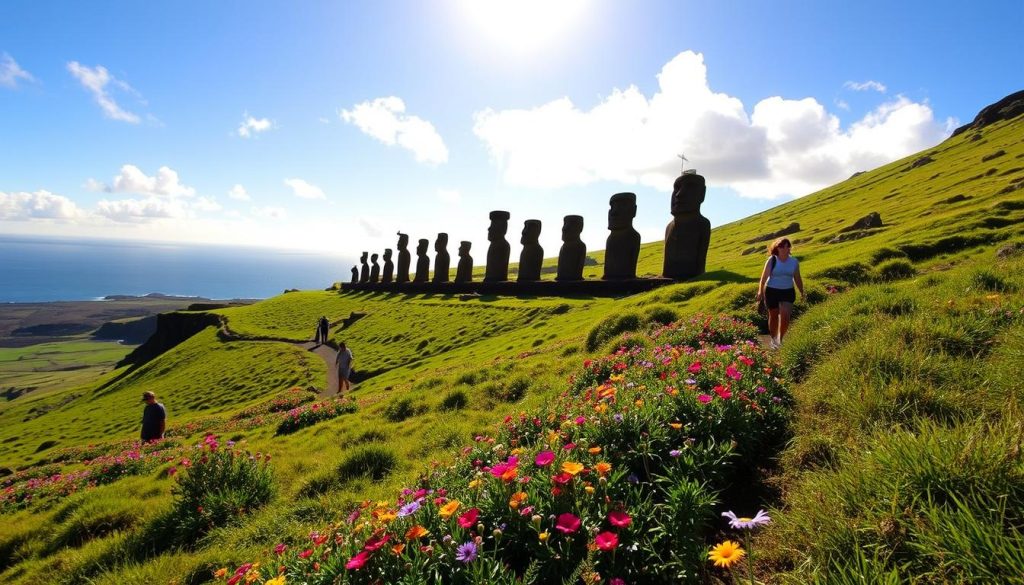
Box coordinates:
[0,98,1021,584]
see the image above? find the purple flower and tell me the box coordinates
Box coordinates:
[669,449,682,458]
[613,414,624,423]
[627,473,639,484]
[397,501,421,517]
[455,541,478,563]
[722,509,771,529]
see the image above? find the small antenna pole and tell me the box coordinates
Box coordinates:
[677,153,688,174]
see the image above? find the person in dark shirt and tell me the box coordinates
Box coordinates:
[140,391,167,442]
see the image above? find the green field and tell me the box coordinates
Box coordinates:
[0,108,1022,583]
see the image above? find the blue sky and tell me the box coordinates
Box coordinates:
[1,0,1021,264]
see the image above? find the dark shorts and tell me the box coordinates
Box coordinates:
[765,287,795,309]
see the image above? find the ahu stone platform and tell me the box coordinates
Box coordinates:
[340,277,674,297]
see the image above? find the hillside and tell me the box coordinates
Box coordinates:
[0,95,1021,584]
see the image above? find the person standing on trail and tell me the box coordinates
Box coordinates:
[335,341,354,394]
[140,391,166,442]
[315,316,329,345]
[756,237,805,349]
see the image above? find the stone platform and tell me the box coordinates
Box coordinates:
[341,277,676,297]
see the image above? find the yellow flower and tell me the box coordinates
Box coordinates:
[509,491,528,509]
[594,403,608,414]
[265,577,286,585]
[439,500,461,519]
[547,430,561,445]
[468,478,482,489]
[594,461,612,476]
[561,461,584,476]
[539,530,550,542]
[708,540,746,568]
[214,568,228,579]
[511,447,523,456]
[376,500,389,508]
[584,485,595,494]
[669,422,682,430]
[406,525,430,540]
[588,446,602,454]
[609,374,624,383]
[376,510,397,523]
[634,399,644,407]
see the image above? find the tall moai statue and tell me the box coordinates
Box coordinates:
[414,239,430,283]
[603,192,641,280]
[433,233,451,283]
[359,252,370,283]
[350,266,359,284]
[370,253,381,283]
[396,232,411,284]
[455,241,473,283]
[517,220,544,282]
[663,171,711,280]
[484,210,511,282]
[382,248,394,283]
[556,215,586,281]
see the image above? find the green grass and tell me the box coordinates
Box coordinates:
[0,339,131,402]
[0,111,1021,583]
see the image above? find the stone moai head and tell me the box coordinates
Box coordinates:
[435,233,448,251]
[671,172,706,216]
[416,239,428,254]
[383,248,393,260]
[562,215,583,241]
[488,210,510,242]
[397,232,409,250]
[521,220,541,245]
[459,241,472,256]
[371,253,378,262]
[608,192,637,230]
[360,251,368,262]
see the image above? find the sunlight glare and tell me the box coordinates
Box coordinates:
[457,0,591,56]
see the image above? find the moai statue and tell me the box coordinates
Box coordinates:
[433,233,450,283]
[350,266,359,284]
[455,241,473,283]
[370,253,380,283]
[414,238,430,283]
[556,215,586,281]
[359,252,370,283]
[517,220,544,282]
[484,210,511,282]
[663,171,711,280]
[603,192,641,280]
[382,248,394,283]
[396,232,411,284]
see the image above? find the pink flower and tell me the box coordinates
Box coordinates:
[714,385,732,400]
[298,549,314,559]
[345,550,371,570]
[363,533,390,551]
[595,531,619,551]
[552,472,573,485]
[273,543,287,555]
[555,513,581,534]
[608,510,632,528]
[726,365,742,380]
[697,394,713,404]
[535,450,555,467]
[562,442,576,451]
[688,361,701,374]
[457,508,480,529]
[610,579,627,585]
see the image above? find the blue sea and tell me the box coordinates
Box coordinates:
[0,235,356,302]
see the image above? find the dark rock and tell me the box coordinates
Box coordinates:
[744,222,801,244]
[952,90,1024,136]
[939,194,971,205]
[981,150,1006,163]
[92,315,158,344]
[908,156,935,170]
[849,171,865,179]
[839,212,883,233]
[996,242,1024,258]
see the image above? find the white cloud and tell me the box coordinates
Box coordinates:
[66,61,142,123]
[358,217,382,238]
[844,80,887,93]
[193,197,222,212]
[284,178,326,199]
[251,206,287,219]
[0,190,83,220]
[437,188,462,204]
[835,99,850,111]
[341,97,449,164]
[95,197,188,222]
[89,164,196,198]
[473,51,953,199]
[1,53,34,88]
[238,114,273,138]
[228,184,251,201]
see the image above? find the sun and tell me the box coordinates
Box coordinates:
[456,0,591,57]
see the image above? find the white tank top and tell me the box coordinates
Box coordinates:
[766,256,798,289]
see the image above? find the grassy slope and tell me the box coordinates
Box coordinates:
[0,113,1021,583]
[0,339,130,400]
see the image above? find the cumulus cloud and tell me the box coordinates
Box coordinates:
[844,80,887,93]
[1,53,34,88]
[251,206,287,219]
[95,197,189,222]
[66,61,144,123]
[238,114,273,138]
[192,197,221,212]
[89,164,196,198]
[341,97,449,164]
[0,190,83,220]
[284,178,326,199]
[473,51,952,199]
[228,184,250,201]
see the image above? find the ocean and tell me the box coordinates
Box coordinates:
[0,235,356,302]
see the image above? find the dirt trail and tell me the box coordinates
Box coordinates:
[295,341,339,397]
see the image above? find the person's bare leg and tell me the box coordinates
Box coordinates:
[768,308,780,342]
[779,303,793,342]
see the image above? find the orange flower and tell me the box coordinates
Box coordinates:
[669,422,682,430]
[405,525,429,540]
[594,403,608,414]
[501,467,518,482]
[439,500,461,519]
[391,543,406,555]
[588,446,602,454]
[214,568,228,578]
[561,461,584,476]
[594,462,612,476]
[509,491,528,509]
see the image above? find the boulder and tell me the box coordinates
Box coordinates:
[952,90,1024,136]
[839,212,883,233]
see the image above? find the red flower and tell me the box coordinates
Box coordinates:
[608,510,632,528]
[555,513,581,534]
[714,385,732,400]
[345,550,371,570]
[595,531,619,551]
[363,533,390,551]
[552,472,573,485]
[298,549,314,559]
[457,508,480,529]
[688,361,701,374]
